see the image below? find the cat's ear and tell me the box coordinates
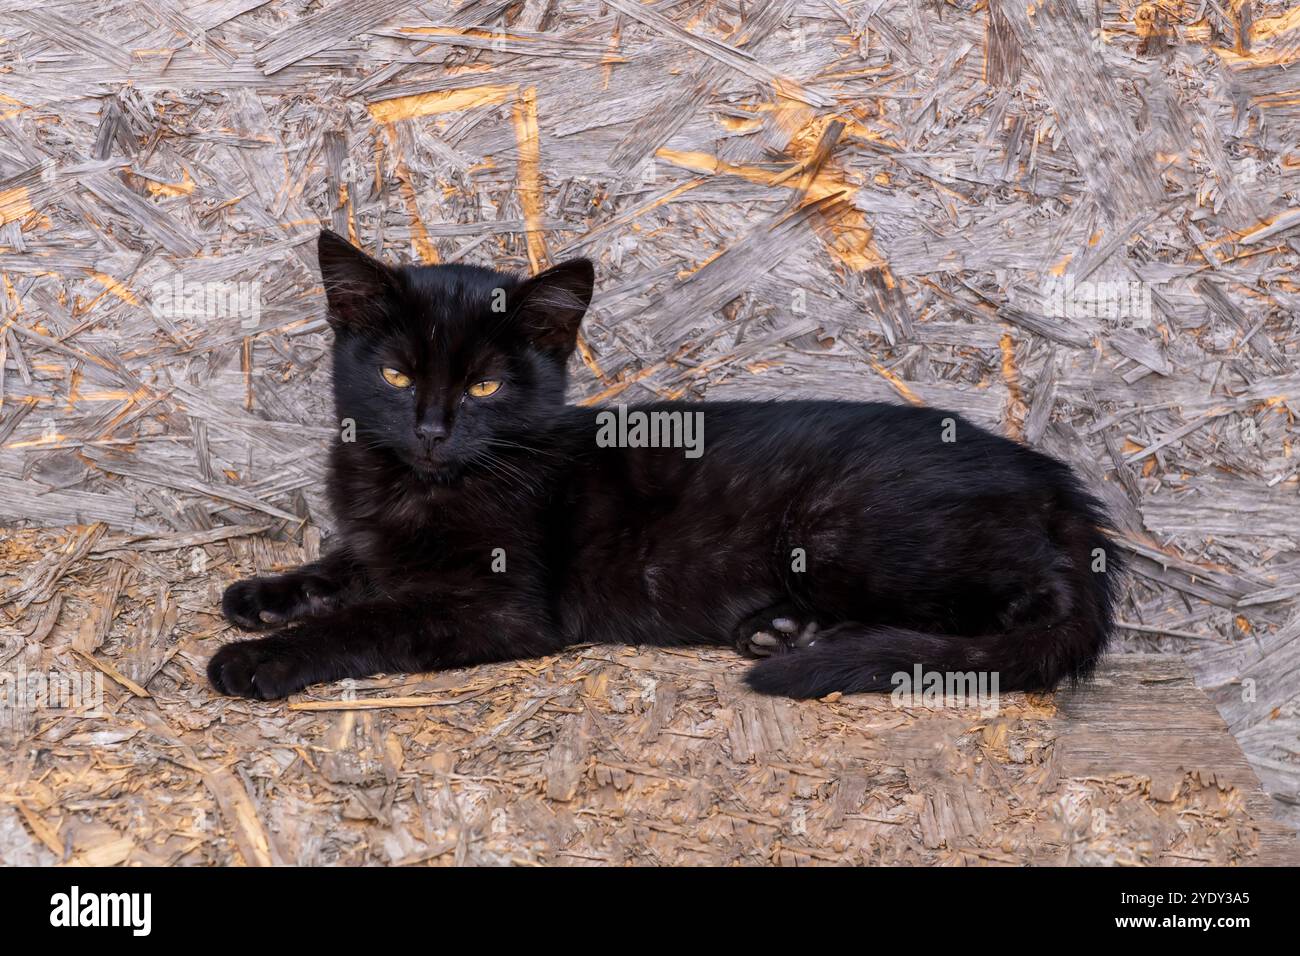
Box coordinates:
[510,258,594,358]
[318,229,398,331]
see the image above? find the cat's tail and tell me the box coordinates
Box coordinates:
[746,514,1120,699]
[743,620,1099,699]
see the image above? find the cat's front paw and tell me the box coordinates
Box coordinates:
[733,604,820,658]
[207,637,313,700]
[221,574,333,630]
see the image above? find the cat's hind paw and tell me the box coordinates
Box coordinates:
[733,604,820,658]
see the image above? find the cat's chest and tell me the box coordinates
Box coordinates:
[345,492,538,580]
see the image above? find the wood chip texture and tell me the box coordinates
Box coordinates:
[1,1,1298,863]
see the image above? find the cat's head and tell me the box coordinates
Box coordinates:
[318,229,593,483]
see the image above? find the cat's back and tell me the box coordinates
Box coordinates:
[550,398,1084,523]
[559,398,1019,466]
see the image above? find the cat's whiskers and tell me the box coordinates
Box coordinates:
[471,449,542,496]
[483,436,562,460]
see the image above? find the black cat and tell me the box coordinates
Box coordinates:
[208,230,1120,701]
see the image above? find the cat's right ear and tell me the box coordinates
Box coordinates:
[318,229,398,332]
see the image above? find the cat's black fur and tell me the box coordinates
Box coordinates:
[208,230,1121,701]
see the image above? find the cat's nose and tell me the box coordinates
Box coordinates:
[416,421,448,443]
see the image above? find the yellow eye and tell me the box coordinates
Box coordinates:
[381,367,412,388]
[467,380,501,398]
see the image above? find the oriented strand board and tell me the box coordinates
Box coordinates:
[0,528,1295,865]
[1,1,1299,846]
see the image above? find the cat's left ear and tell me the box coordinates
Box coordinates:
[510,258,594,358]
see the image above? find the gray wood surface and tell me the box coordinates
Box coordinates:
[1,0,1298,848]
